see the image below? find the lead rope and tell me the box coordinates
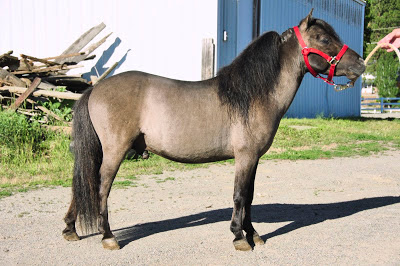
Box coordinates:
[334,42,400,92]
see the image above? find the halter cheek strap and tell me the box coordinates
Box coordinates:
[293,26,348,85]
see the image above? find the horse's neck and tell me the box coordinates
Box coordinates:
[270,35,305,116]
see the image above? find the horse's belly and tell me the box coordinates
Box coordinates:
[143,128,233,163]
[139,79,233,163]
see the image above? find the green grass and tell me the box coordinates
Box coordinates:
[1,108,400,197]
[262,117,400,160]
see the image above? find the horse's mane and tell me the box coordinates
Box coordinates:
[217,31,282,122]
[311,19,341,42]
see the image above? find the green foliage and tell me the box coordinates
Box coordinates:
[375,52,399,98]
[364,0,400,59]
[0,110,47,163]
[40,99,74,122]
[0,109,73,197]
[364,0,400,97]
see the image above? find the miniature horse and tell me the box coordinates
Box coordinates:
[62,10,365,251]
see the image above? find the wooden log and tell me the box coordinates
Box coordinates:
[201,38,215,80]
[11,64,83,75]
[20,78,32,87]
[66,32,112,64]
[37,81,57,90]
[0,68,26,87]
[90,75,99,84]
[0,78,13,86]
[0,86,82,100]
[55,22,106,64]
[36,105,63,122]
[16,109,40,117]
[21,57,33,71]
[20,54,60,66]
[42,52,85,61]
[18,58,35,71]
[9,78,41,110]
[93,61,118,85]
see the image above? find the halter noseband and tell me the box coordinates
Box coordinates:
[293,26,348,86]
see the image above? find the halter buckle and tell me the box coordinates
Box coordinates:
[329,56,339,65]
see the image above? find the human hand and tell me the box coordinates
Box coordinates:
[378,28,400,52]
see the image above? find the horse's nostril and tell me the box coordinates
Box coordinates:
[349,63,365,76]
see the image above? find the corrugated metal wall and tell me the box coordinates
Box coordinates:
[218,0,366,118]
[259,0,365,118]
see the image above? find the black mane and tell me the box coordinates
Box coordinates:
[217,31,282,122]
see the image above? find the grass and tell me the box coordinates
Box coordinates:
[263,117,400,160]
[1,108,400,197]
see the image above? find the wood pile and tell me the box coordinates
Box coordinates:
[0,23,113,125]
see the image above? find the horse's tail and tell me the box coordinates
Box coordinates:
[72,88,102,233]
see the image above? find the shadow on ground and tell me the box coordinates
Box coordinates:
[112,196,400,248]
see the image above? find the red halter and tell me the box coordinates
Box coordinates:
[293,26,348,86]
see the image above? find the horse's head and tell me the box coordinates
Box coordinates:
[295,9,365,83]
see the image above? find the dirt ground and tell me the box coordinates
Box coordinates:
[1,151,400,265]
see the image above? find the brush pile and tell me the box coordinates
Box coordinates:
[0,23,113,125]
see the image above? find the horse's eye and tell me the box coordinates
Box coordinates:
[321,38,330,45]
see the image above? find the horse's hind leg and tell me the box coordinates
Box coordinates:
[242,160,265,246]
[231,154,259,251]
[97,143,132,250]
[62,197,80,241]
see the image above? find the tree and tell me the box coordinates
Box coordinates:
[364,0,400,98]
[375,52,398,98]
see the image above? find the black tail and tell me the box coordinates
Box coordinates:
[72,88,102,233]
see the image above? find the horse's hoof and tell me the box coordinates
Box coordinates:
[233,239,252,251]
[63,231,80,241]
[102,237,120,250]
[253,232,265,246]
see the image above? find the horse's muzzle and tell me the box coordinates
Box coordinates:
[347,57,366,80]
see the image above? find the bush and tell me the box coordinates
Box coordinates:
[0,110,48,163]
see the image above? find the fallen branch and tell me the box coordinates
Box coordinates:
[11,64,83,75]
[93,61,119,85]
[0,86,82,100]
[0,69,26,87]
[55,22,106,64]
[20,54,60,66]
[9,77,41,110]
[42,52,86,61]
[36,105,64,122]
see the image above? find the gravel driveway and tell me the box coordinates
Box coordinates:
[1,151,399,265]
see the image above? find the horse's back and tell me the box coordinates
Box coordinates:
[88,71,233,163]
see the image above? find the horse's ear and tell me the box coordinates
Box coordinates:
[299,8,314,31]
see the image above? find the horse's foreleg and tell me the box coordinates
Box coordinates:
[98,153,126,250]
[242,160,265,246]
[231,155,259,251]
[62,197,80,241]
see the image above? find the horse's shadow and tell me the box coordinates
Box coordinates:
[113,196,400,248]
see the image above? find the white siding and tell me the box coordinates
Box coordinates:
[2,0,218,81]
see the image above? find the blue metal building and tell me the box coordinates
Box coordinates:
[217,0,366,118]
